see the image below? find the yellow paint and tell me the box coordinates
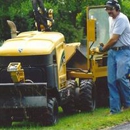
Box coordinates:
[0,31,65,56]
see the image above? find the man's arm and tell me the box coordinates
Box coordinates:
[102,34,120,51]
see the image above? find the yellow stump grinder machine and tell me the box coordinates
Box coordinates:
[0,6,109,126]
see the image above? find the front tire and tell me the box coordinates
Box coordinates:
[42,98,58,126]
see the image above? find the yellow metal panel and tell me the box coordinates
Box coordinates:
[87,19,96,42]
[67,71,94,79]
[65,42,80,63]
[59,74,66,89]
[0,31,65,56]
[67,66,107,82]
[56,43,67,89]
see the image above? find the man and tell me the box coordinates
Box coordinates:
[99,0,130,114]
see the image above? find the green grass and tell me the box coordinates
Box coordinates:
[1,107,130,130]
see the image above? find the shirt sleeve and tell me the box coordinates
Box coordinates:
[113,18,126,35]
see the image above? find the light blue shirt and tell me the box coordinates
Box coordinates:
[110,12,130,47]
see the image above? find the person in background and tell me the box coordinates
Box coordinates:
[97,0,130,114]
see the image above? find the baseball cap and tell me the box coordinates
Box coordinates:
[106,0,118,7]
[105,0,120,10]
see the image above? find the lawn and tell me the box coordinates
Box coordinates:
[1,107,130,130]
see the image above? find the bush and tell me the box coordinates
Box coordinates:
[54,22,83,43]
[0,15,11,40]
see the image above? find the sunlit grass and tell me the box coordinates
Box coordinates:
[1,107,130,130]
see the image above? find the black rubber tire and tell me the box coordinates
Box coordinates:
[79,79,96,112]
[61,80,77,114]
[42,97,58,126]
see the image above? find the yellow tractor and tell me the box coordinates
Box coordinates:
[0,6,109,126]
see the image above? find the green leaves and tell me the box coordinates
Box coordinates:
[0,0,129,42]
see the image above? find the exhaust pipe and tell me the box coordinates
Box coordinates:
[7,20,19,38]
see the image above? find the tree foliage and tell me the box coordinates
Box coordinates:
[0,0,129,42]
[122,0,130,19]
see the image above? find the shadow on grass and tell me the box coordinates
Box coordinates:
[0,108,95,129]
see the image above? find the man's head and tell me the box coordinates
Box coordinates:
[105,0,121,18]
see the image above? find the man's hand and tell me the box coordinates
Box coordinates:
[99,43,104,52]
[91,43,104,53]
[99,45,103,52]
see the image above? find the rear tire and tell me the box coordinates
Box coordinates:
[61,80,77,114]
[79,79,96,112]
